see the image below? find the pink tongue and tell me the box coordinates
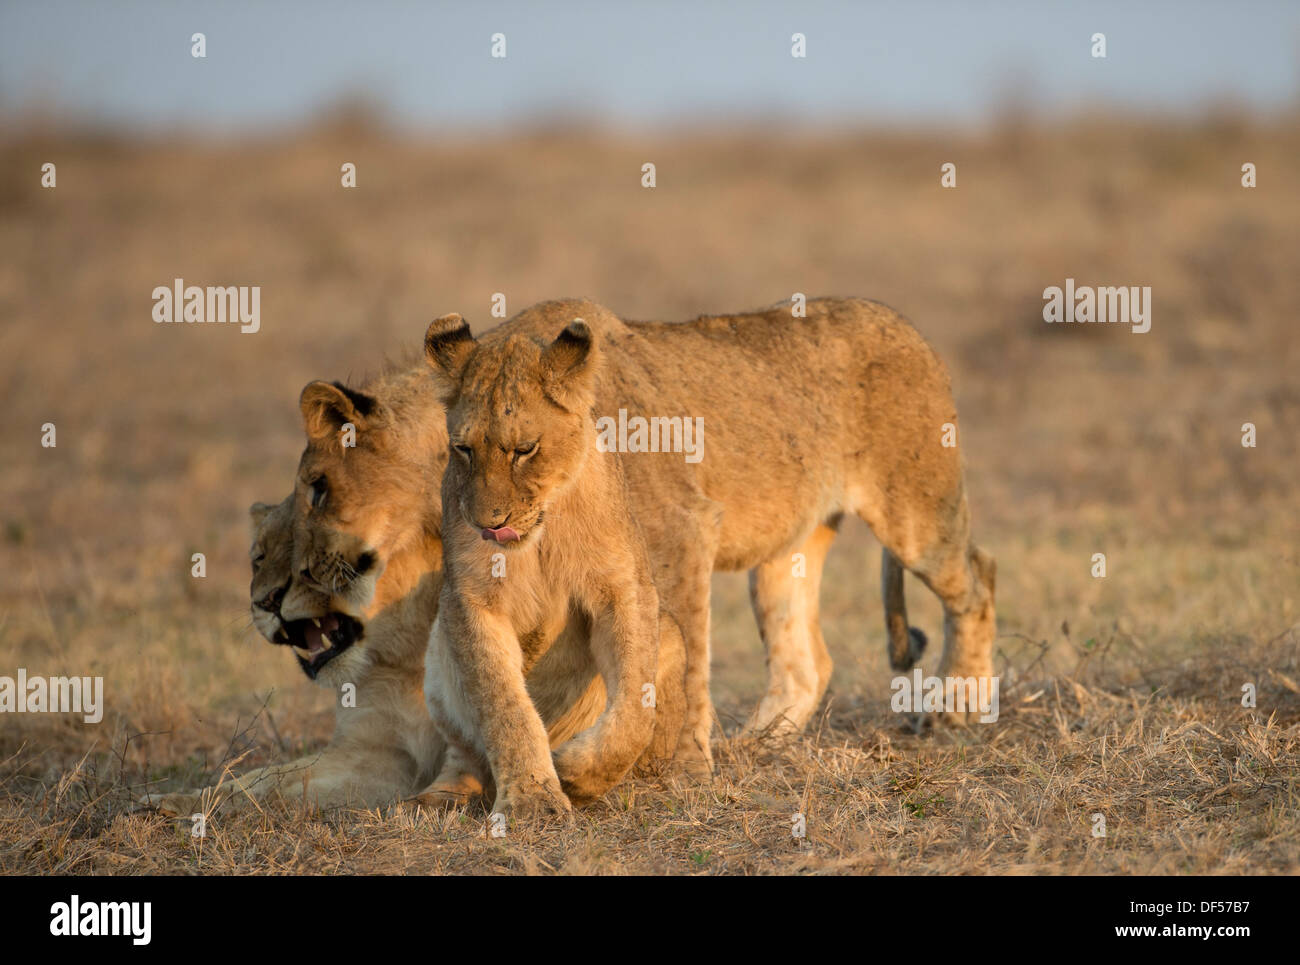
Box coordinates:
[301,616,340,655]
[481,526,520,543]
[303,623,325,653]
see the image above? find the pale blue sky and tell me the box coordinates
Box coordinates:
[1,0,1295,133]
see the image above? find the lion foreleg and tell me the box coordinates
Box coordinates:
[425,603,569,818]
[551,587,659,803]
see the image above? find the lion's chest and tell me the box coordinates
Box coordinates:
[493,567,572,669]
[474,539,592,672]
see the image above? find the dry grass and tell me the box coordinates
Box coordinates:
[4,632,1297,875]
[1,114,1298,874]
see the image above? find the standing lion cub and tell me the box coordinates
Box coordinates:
[422,316,667,815]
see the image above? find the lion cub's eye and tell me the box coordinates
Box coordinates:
[513,441,538,460]
[251,550,265,569]
[309,476,328,510]
[453,444,474,462]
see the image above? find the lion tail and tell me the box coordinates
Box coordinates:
[882,549,927,671]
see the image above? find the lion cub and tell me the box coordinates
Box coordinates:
[421,314,666,816]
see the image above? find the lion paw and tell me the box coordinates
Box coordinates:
[670,747,714,782]
[414,784,476,811]
[138,790,202,817]
[491,781,571,821]
[671,728,714,780]
[930,669,999,729]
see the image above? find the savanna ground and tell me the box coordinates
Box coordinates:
[0,113,1297,874]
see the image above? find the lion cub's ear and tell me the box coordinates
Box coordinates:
[424,313,476,401]
[300,380,378,445]
[540,319,599,412]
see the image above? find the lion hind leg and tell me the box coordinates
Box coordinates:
[880,497,997,723]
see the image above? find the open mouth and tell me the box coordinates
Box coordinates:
[272,613,363,679]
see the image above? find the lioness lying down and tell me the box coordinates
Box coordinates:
[141,497,441,815]
[143,496,685,815]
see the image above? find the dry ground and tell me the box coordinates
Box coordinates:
[0,113,1297,874]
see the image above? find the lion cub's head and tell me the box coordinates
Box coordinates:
[292,367,447,614]
[423,313,599,548]
[248,496,368,686]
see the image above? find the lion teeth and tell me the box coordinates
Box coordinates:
[292,646,313,661]
[277,628,288,641]
[320,633,333,650]
[311,618,322,628]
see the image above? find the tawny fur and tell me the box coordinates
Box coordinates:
[493,296,997,752]
[142,498,445,815]
[421,319,669,815]
[276,296,996,799]
[146,456,685,815]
